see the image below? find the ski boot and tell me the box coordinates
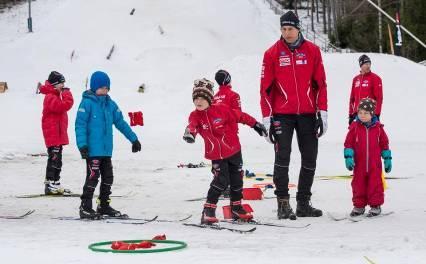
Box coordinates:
[350,207,365,217]
[53,181,72,194]
[96,199,127,218]
[79,200,102,220]
[231,200,253,221]
[296,195,323,217]
[44,180,64,195]
[277,197,297,220]
[201,203,219,225]
[366,206,381,217]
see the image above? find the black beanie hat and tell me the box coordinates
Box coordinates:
[280,11,300,30]
[359,54,371,67]
[48,71,65,85]
[215,70,231,86]
[192,78,214,105]
[358,98,376,114]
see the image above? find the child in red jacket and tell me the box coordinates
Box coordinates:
[212,70,241,198]
[213,70,241,111]
[183,78,267,224]
[344,98,392,217]
[39,71,74,195]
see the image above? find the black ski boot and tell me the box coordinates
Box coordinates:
[201,203,218,224]
[277,197,297,220]
[231,200,253,221]
[296,195,323,217]
[79,200,102,220]
[96,199,126,218]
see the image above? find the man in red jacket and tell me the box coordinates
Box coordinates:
[39,71,74,195]
[184,78,267,224]
[348,55,383,124]
[260,11,328,220]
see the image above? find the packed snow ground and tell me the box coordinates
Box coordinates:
[0,0,426,263]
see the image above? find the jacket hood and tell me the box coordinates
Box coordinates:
[39,81,59,95]
[82,90,111,102]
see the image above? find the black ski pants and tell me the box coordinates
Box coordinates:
[46,145,63,182]
[81,157,114,203]
[272,114,318,201]
[207,151,244,204]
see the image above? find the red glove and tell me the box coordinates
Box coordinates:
[152,234,166,240]
[128,111,144,126]
[136,241,156,248]
[111,241,123,250]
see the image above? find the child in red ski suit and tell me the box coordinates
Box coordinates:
[344,98,392,217]
[212,69,242,198]
[183,78,267,224]
[39,71,74,195]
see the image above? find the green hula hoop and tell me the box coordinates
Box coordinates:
[88,239,187,253]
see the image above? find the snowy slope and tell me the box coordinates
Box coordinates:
[0,0,426,263]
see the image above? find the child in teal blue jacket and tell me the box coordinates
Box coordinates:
[75,71,141,219]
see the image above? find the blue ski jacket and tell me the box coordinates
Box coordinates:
[75,91,137,157]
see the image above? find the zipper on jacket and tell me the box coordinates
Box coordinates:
[291,51,301,114]
[357,74,364,112]
[366,126,369,173]
[205,111,223,159]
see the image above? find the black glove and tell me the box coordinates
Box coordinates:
[348,114,355,125]
[253,122,268,137]
[79,146,89,159]
[132,140,141,152]
[183,128,195,143]
[315,112,324,138]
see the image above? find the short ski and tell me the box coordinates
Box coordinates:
[105,215,192,224]
[53,215,158,223]
[319,175,409,180]
[183,223,256,234]
[16,191,132,199]
[327,211,394,222]
[0,210,35,219]
[106,216,158,225]
[220,219,310,229]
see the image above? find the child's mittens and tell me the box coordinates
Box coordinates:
[381,150,392,173]
[253,122,268,137]
[132,140,141,153]
[344,148,355,171]
[183,128,195,143]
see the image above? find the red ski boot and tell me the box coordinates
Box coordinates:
[201,203,219,224]
[231,200,253,221]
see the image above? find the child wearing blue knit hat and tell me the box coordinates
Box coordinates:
[75,71,142,219]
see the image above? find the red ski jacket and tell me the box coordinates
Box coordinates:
[344,119,389,174]
[186,104,256,160]
[260,38,327,117]
[213,85,241,111]
[40,81,74,147]
[348,71,383,117]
